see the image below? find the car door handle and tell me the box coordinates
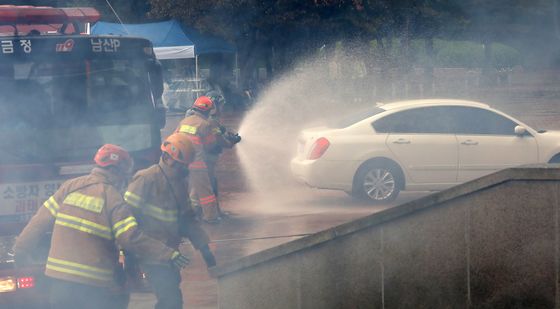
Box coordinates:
[461,140,478,146]
[393,139,411,144]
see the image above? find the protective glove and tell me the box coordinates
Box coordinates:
[226,132,242,144]
[170,251,190,269]
[200,245,216,268]
[232,134,241,144]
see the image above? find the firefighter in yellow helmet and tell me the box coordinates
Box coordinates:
[124,133,214,309]
[14,144,189,309]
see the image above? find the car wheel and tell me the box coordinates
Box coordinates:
[354,162,400,203]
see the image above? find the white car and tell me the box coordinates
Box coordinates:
[290,99,560,203]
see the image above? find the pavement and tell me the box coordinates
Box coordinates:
[130,94,560,308]
[128,187,427,309]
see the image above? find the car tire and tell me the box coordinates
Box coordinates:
[353,162,400,204]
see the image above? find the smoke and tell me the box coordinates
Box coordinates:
[234,54,387,214]
[233,48,560,213]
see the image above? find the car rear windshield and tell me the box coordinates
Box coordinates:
[328,107,385,128]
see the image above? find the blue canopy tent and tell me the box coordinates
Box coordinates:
[91,20,237,104]
[91,20,235,59]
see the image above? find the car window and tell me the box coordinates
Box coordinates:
[372,106,455,134]
[328,107,385,128]
[450,106,519,135]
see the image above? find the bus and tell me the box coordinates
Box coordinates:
[0,6,165,307]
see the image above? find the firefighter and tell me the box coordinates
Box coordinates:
[203,91,241,206]
[13,144,189,309]
[176,96,224,223]
[124,133,215,309]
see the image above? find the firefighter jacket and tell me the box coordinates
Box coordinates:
[14,168,176,288]
[176,111,224,171]
[206,117,235,168]
[176,112,225,220]
[124,159,209,258]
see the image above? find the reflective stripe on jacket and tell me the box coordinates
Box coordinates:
[177,114,225,220]
[176,111,216,171]
[124,159,209,259]
[14,168,176,288]
[189,161,208,170]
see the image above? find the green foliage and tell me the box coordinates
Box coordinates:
[435,40,485,68]
[435,41,521,68]
[491,43,523,69]
[369,38,521,68]
[3,0,533,71]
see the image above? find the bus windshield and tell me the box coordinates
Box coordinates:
[0,57,157,164]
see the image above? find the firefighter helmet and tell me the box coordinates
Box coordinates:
[161,133,194,165]
[94,144,133,173]
[192,96,214,112]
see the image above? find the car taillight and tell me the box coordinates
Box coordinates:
[17,277,34,289]
[308,137,330,160]
[0,277,16,293]
[0,276,35,292]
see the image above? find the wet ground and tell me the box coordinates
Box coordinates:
[130,188,427,309]
[132,112,428,308]
[183,189,428,309]
[131,92,560,308]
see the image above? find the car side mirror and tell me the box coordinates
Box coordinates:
[514,125,527,136]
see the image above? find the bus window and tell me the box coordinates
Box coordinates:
[0,57,156,164]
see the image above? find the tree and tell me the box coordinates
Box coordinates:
[149,0,355,86]
[449,0,555,73]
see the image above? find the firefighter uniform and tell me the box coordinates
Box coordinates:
[124,158,210,309]
[206,117,235,198]
[14,167,177,309]
[176,111,222,221]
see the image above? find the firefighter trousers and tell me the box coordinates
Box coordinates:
[206,160,219,197]
[142,264,183,309]
[189,169,220,221]
[49,277,129,309]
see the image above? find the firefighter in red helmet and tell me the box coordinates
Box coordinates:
[199,91,241,213]
[14,144,189,309]
[176,96,237,223]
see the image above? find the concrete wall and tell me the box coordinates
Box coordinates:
[211,165,560,309]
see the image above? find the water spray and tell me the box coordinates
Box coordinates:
[234,55,379,212]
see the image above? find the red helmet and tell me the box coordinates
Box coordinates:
[161,133,194,165]
[192,96,214,112]
[94,144,133,173]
